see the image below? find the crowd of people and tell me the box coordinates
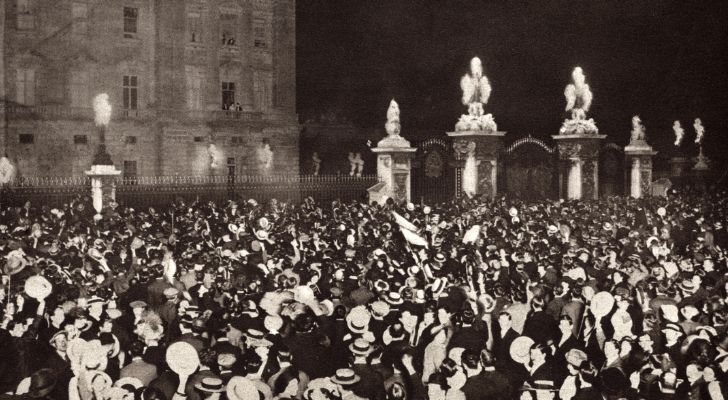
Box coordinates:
[0,189,727,400]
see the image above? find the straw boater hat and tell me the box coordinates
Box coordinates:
[348,338,372,356]
[346,306,371,335]
[226,377,260,400]
[195,377,226,393]
[509,336,535,365]
[331,369,360,386]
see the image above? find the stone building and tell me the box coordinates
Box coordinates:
[0,0,298,178]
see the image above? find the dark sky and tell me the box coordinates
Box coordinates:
[297,0,728,164]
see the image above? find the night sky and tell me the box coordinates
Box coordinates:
[297,0,728,165]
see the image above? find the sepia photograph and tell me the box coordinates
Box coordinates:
[1,1,727,399]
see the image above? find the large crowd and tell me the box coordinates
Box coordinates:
[0,190,727,400]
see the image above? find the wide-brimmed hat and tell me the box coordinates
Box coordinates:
[195,377,226,393]
[331,369,360,386]
[370,301,390,318]
[521,380,557,392]
[226,377,260,400]
[349,338,372,356]
[115,377,143,391]
[346,306,371,334]
[384,292,404,305]
[565,348,588,368]
[509,336,534,365]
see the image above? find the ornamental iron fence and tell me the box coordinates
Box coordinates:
[1,175,377,208]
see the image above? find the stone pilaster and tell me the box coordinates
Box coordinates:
[446,130,506,199]
[553,134,606,200]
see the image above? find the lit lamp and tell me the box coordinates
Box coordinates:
[85,94,121,215]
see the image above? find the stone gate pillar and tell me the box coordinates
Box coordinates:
[85,165,121,214]
[624,141,657,199]
[446,130,506,199]
[553,134,606,200]
[369,136,416,204]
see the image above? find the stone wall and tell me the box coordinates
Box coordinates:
[2,0,299,177]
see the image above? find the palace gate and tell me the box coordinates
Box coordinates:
[599,142,625,197]
[411,138,456,205]
[502,136,558,199]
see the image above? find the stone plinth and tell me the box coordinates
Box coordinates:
[85,164,122,214]
[552,134,606,200]
[624,141,657,199]
[369,136,416,204]
[446,130,506,199]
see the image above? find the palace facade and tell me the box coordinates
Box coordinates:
[0,0,298,178]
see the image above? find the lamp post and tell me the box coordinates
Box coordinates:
[85,94,121,215]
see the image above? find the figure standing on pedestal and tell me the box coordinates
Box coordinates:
[630,116,646,143]
[312,152,321,176]
[348,153,364,177]
[257,139,274,175]
[0,155,17,186]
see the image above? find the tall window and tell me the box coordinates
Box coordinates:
[72,3,88,35]
[253,18,268,48]
[253,72,272,111]
[16,0,34,30]
[123,75,138,109]
[220,14,237,46]
[17,0,29,13]
[186,67,202,110]
[15,69,36,105]
[188,11,202,43]
[123,7,138,38]
[221,82,235,109]
[70,71,89,108]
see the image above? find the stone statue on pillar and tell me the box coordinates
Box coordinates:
[448,57,506,200]
[369,99,416,204]
[673,120,685,147]
[693,118,709,172]
[630,116,646,144]
[560,67,599,136]
[455,57,497,133]
[553,67,605,200]
[625,116,657,198]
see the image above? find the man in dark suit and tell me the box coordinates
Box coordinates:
[523,298,559,344]
[448,308,488,354]
[349,339,386,400]
[492,311,519,365]
[120,341,158,386]
[461,349,511,400]
[43,332,72,400]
